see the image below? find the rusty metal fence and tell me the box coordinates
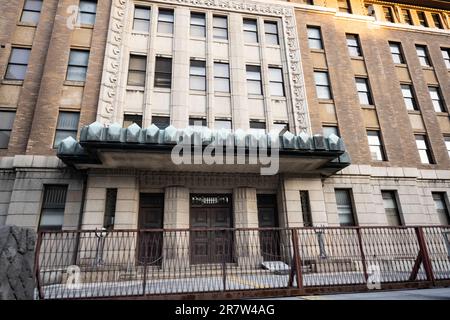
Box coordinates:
[34,226,450,299]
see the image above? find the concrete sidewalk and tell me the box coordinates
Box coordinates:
[296,287,450,300]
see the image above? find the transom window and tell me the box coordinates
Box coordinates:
[264,21,279,45]
[39,185,68,231]
[249,121,266,135]
[20,0,43,24]
[66,50,90,82]
[5,47,31,81]
[243,19,258,44]
[157,9,174,34]
[215,119,232,131]
[133,6,151,32]
[190,60,206,91]
[152,116,170,129]
[189,118,207,127]
[323,126,339,138]
[191,12,206,38]
[272,123,289,135]
[123,114,142,128]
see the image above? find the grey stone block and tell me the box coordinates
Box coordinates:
[0,226,36,300]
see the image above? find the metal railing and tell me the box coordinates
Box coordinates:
[34,226,450,299]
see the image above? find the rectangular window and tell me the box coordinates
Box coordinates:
[215,119,232,131]
[273,123,289,135]
[189,118,207,127]
[154,57,172,88]
[5,47,31,81]
[432,193,450,225]
[213,15,228,40]
[401,84,418,111]
[355,77,373,105]
[335,189,356,226]
[103,189,117,230]
[444,136,450,158]
[432,13,443,29]
[401,9,413,25]
[346,34,362,57]
[307,26,323,50]
[367,130,386,161]
[416,45,431,67]
[20,0,43,24]
[382,191,402,226]
[264,21,279,45]
[39,185,68,231]
[157,9,174,34]
[338,0,352,13]
[243,18,258,44]
[0,111,15,149]
[415,135,434,164]
[429,87,445,112]
[246,65,263,95]
[417,11,428,27]
[78,0,97,26]
[249,121,266,135]
[123,114,142,128]
[66,49,90,82]
[191,12,206,38]
[152,116,170,129]
[127,55,146,86]
[389,42,405,64]
[268,67,285,97]
[214,62,230,93]
[300,191,313,227]
[314,71,332,100]
[323,125,339,138]
[442,48,450,69]
[133,6,151,32]
[190,60,206,91]
[383,6,394,23]
[54,112,80,148]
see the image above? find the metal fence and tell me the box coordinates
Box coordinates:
[34,226,450,299]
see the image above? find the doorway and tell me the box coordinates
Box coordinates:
[138,193,164,265]
[190,194,233,264]
[257,194,281,261]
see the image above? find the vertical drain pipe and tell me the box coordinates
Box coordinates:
[72,170,88,265]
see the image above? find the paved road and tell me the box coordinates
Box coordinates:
[287,288,450,300]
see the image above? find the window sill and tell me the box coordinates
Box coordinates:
[16,22,37,28]
[126,86,145,92]
[154,88,171,93]
[271,96,287,101]
[214,92,231,97]
[266,44,281,49]
[190,37,206,41]
[79,24,94,30]
[156,33,174,38]
[350,56,364,61]
[248,95,264,99]
[407,110,421,115]
[361,105,376,110]
[421,66,434,70]
[131,31,149,36]
[1,80,24,85]
[310,49,325,54]
[435,112,449,117]
[64,81,85,87]
[394,63,408,68]
[317,99,334,104]
[244,43,260,47]
[213,39,229,44]
[189,90,207,95]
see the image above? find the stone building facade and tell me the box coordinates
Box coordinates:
[0,0,449,250]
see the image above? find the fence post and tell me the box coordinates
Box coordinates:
[222,230,228,292]
[34,231,44,300]
[356,228,368,281]
[291,229,304,291]
[141,231,147,297]
[415,227,435,285]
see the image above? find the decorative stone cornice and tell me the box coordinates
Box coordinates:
[97,0,311,133]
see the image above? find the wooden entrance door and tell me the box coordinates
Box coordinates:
[138,194,164,265]
[190,195,233,264]
[257,194,281,261]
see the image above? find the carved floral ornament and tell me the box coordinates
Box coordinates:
[97,0,310,133]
